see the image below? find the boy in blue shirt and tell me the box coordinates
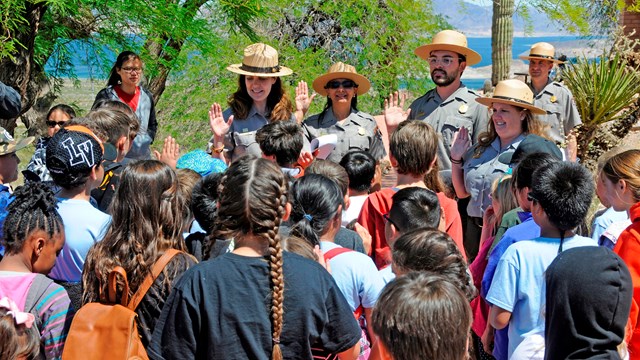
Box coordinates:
[486,161,597,358]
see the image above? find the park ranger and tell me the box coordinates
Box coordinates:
[520,42,581,146]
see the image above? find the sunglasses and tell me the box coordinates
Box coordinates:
[383,213,401,231]
[325,80,358,90]
[527,192,538,203]
[46,120,67,128]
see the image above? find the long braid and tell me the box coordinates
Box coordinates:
[268,182,287,359]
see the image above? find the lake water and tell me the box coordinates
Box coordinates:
[46,35,588,90]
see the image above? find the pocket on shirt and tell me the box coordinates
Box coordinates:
[233,131,258,158]
[349,136,370,151]
[442,116,473,148]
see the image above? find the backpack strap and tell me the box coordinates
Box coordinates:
[108,266,130,306]
[323,247,353,262]
[127,249,180,311]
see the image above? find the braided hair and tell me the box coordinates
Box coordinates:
[2,182,63,255]
[213,156,288,359]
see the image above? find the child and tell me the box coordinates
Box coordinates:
[339,151,378,226]
[45,125,115,309]
[255,120,305,178]
[150,156,361,359]
[191,173,226,261]
[358,120,464,268]
[24,104,75,183]
[0,297,40,360]
[372,272,472,360]
[0,182,74,359]
[486,161,596,358]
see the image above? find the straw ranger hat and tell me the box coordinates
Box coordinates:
[519,42,564,64]
[312,62,371,96]
[227,43,293,77]
[0,127,34,156]
[476,79,546,114]
[414,30,482,66]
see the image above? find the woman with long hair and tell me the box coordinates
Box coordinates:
[599,149,640,358]
[93,51,157,160]
[81,160,196,348]
[208,43,299,164]
[150,156,362,359]
[450,79,547,261]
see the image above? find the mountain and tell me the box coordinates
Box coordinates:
[432,0,565,36]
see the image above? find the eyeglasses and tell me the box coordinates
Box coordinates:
[383,213,401,231]
[325,80,357,90]
[427,57,463,67]
[527,192,538,203]
[46,120,66,128]
[121,67,142,73]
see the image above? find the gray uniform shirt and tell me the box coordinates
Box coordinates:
[408,85,490,170]
[462,134,525,218]
[302,108,385,164]
[531,79,581,144]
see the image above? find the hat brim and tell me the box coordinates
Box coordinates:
[0,136,35,156]
[476,97,547,115]
[227,64,293,77]
[414,44,482,66]
[312,72,371,96]
[518,55,564,64]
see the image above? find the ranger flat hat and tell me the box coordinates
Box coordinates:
[519,42,564,64]
[414,30,482,66]
[0,127,34,156]
[227,43,293,77]
[476,79,546,115]
[312,62,371,96]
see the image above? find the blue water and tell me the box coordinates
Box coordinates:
[46,35,589,90]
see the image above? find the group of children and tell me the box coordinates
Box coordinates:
[0,71,639,360]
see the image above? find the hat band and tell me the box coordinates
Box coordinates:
[528,53,555,60]
[240,63,282,74]
[492,95,534,107]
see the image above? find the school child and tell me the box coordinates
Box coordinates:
[339,151,378,226]
[371,272,472,360]
[0,182,74,359]
[289,174,385,355]
[45,125,115,309]
[0,297,41,360]
[486,161,596,358]
[150,156,362,359]
[82,160,196,348]
[379,187,444,284]
[255,120,306,178]
[358,120,464,268]
[191,173,226,261]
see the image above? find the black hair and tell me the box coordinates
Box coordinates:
[255,121,304,167]
[107,51,141,87]
[191,172,223,234]
[2,182,64,254]
[530,161,594,233]
[339,151,376,193]
[388,187,441,233]
[513,152,560,191]
[289,174,344,247]
[46,104,76,120]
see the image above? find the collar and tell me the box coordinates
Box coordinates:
[439,84,470,107]
[517,211,533,223]
[248,104,270,120]
[530,78,554,97]
[320,107,361,127]
[490,133,525,153]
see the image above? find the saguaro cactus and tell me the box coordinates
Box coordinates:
[491,0,515,85]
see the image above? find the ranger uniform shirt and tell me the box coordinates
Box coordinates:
[531,79,581,144]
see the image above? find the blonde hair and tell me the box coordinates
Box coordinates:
[602,149,640,202]
[490,175,518,234]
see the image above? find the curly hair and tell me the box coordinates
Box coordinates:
[228,75,293,122]
[2,182,63,255]
[0,306,40,360]
[211,156,288,360]
[82,160,186,306]
[392,228,476,301]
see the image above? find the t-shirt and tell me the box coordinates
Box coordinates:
[342,194,368,227]
[0,271,74,359]
[149,251,361,359]
[591,207,629,243]
[486,235,596,358]
[320,241,384,310]
[358,187,464,268]
[379,265,395,285]
[49,198,111,282]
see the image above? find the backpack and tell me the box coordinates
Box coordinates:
[62,249,180,360]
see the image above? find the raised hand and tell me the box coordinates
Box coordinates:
[383,91,411,131]
[208,103,233,139]
[450,126,471,162]
[295,81,317,116]
[153,136,180,169]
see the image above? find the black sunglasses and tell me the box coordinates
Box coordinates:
[325,80,358,90]
[383,213,400,231]
[527,192,538,203]
[46,120,66,128]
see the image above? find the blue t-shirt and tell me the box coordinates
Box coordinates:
[591,207,629,243]
[0,184,12,256]
[486,235,596,358]
[378,265,395,285]
[48,198,111,282]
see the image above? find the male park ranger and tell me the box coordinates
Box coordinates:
[407,30,489,171]
[520,42,581,146]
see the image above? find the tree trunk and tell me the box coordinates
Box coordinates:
[491,0,515,86]
[0,2,48,134]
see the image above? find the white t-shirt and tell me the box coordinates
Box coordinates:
[341,194,368,226]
